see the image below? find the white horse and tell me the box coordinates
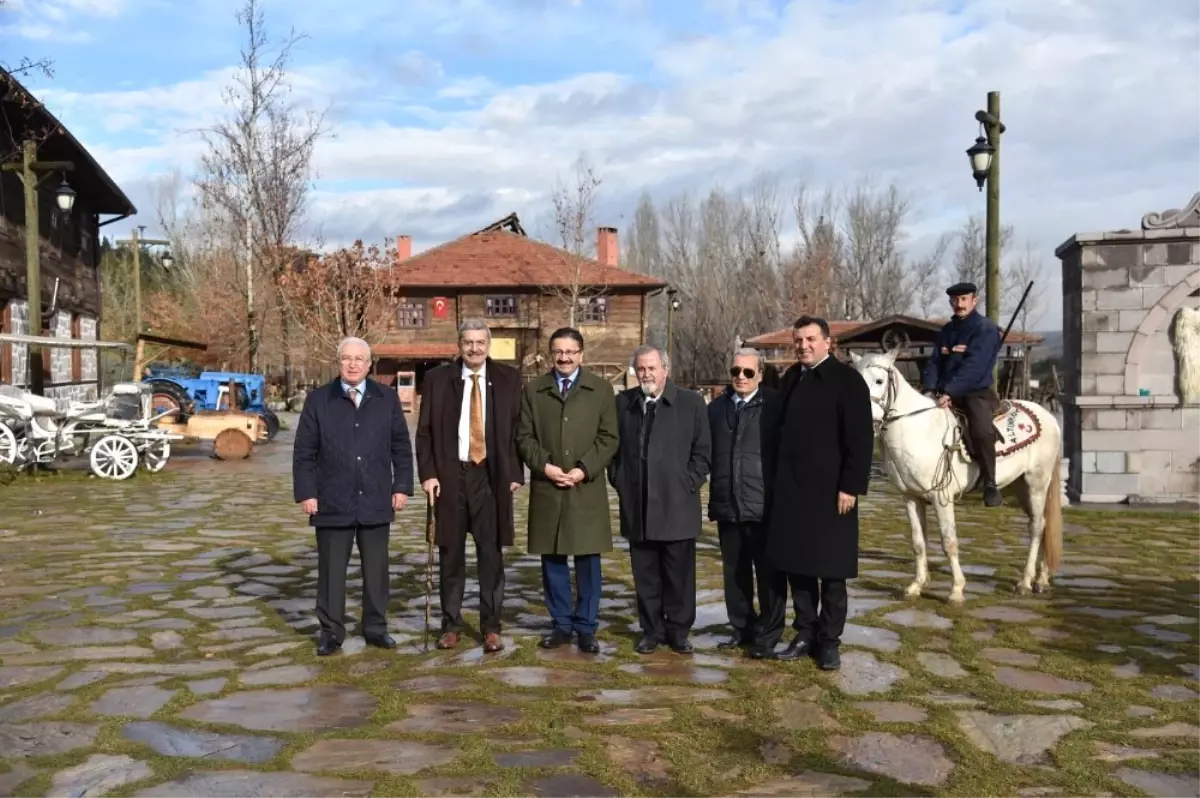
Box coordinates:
[850,350,1063,602]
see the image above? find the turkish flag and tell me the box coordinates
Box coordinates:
[432,297,448,319]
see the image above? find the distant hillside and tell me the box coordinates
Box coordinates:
[1034,330,1063,360]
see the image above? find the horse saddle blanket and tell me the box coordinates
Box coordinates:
[958,400,1044,459]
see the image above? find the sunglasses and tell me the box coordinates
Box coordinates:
[730,367,757,379]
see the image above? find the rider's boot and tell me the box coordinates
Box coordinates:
[983,481,1002,507]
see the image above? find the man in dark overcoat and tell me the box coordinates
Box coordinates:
[707,347,778,655]
[517,328,620,654]
[762,316,874,670]
[416,319,524,653]
[293,337,413,657]
[610,344,711,655]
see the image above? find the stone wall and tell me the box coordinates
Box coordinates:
[1057,192,1200,504]
[8,299,28,387]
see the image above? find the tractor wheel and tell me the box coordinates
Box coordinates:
[260,409,281,442]
[148,380,192,422]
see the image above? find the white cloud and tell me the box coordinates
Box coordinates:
[2,0,123,40]
[33,0,1200,328]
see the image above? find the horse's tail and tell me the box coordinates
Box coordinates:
[1042,455,1063,574]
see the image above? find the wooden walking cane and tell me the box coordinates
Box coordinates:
[424,496,435,652]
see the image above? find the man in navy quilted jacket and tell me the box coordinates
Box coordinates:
[293,337,413,656]
[923,282,1003,507]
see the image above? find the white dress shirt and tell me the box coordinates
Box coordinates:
[458,362,487,462]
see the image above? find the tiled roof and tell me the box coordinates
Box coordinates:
[374,343,459,359]
[389,215,666,291]
[746,316,1044,347]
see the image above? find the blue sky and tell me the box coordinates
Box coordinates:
[5,0,1199,329]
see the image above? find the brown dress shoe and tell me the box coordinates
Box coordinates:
[436,631,459,650]
[483,633,504,653]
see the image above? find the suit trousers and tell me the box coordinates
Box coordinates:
[541,553,602,636]
[630,539,696,644]
[953,388,1000,485]
[439,461,504,634]
[316,523,390,642]
[717,521,775,643]
[755,570,830,649]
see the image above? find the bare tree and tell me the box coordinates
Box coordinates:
[837,180,941,319]
[660,182,784,381]
[950,214,1015,303]
[194,0,326,384]
[1004,241,1047,334]
[786,183,844,320]
[547,152,603,328]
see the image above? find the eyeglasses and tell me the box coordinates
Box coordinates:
[730,367,757,379]
[340,356,369,365]
[551,349,581,357]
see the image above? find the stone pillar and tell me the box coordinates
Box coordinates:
[1056,192,1200,504]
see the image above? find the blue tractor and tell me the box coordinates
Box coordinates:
[144,367,281,441]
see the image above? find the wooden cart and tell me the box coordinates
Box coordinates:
[153,410,268,460]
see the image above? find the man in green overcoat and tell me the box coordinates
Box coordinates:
[517,327,620,654]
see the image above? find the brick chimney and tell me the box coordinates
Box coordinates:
[396,235,412,261]
[597,226,618,267]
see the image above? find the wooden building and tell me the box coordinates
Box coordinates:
[373,213,666,401]
[745,315,1044,398]
[0,68,137,404]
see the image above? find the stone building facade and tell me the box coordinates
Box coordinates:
[1057,192,1200,504]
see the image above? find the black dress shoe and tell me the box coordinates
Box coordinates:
[668,637,694,654]
[776,636,813,661]
[364,632,396,649]
[748,644,778,660]
[577,634,601,653]
[817,644,841,671]
[634,636,659,655]
[316,633,342,657]
[717,635,750,650]
[539,630,573,649]
[983,484,1003,507]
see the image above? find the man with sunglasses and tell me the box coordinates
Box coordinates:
[706,348,778,654]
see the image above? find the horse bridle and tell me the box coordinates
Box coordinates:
[871,364,940,432]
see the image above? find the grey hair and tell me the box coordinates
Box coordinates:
[732,346,764,372]
[337,336,371,359]
[630,343,670,371]
[458,318,491,340]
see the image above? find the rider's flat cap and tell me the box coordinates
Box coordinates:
[946,281,977,296]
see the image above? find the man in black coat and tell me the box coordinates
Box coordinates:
[609,344,711,655]
[707,347,777,653]
[293,337,414,656]
[416,319,524,654]
[762,316,874,670]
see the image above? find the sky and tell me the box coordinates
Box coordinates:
[4,0,1199,330]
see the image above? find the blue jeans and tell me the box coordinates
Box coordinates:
[540,554,601,635]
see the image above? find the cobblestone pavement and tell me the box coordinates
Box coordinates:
[0,418,1197,797]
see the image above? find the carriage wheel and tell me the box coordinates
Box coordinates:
[0,424,17,465]
[213,428,253,461]
[90,434,139,480]
[143,441,171,473]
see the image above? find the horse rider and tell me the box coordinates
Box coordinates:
[922,282,1003,507]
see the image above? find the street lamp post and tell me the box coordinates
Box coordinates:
[0,139,76,395]
[115,225,173,342]
[665,287,680,365]
[965,91,1006,325]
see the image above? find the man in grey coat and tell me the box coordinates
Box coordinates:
[609,344,711,654]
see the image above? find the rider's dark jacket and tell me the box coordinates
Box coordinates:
[921,310,1001,397]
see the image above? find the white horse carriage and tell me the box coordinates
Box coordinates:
[0,382,184,480]
[851,349,1063,602]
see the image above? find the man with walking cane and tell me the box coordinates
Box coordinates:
[416,320,524,653]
